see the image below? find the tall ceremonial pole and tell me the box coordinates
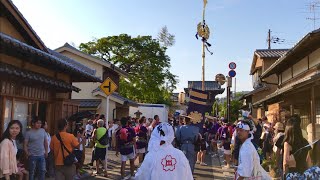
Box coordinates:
[201,0,207,91]
[196,0,212,91]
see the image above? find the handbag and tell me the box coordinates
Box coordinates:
[98,131,109,146]
[56,133,77,166]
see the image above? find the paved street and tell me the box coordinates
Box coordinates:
[81,148,235,180]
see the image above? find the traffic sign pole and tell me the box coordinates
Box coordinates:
[106,96,110,128]
[106,95,109,128]
[100,77,118,127]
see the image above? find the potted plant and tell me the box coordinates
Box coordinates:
[261,155,281,179]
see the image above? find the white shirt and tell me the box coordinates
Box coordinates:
[85,124,93,134]
[237,138,271,180]
[46,132,51,153]
[134,145,193,180]
[108,127,113,137]
[12,140,17,155]
[79,137,83,151]
[272,132,284,153]
[231,131,237,145]
[111,124,119,132]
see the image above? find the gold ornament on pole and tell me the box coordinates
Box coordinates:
[196,0,213,91]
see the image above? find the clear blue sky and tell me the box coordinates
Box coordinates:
[12,0,318,96]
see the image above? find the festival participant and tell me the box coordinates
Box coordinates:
[176,115,199,173]
[235,121,270,180]
[135,117,148,164]
[115,117,136,179]
[133,123,193,180]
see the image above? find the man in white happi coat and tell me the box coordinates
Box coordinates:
[133,123,193,180]
[236,121,271,180]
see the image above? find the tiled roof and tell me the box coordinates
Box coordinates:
[74,99,101,108]
[0,62,80,92]
[240,85,269,100]
[0,32,102,82]
[112,93,139,107]
[255,49,289,58]
[48,49,96,76]
[187,81,223,91]
[56,43,128,77]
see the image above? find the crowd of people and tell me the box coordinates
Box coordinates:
[0,112,319,180]
[196,114,320,179]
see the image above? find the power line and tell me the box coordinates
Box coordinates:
[266,29,286,49]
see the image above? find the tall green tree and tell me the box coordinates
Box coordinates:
[158,26,175,47]
[79,34,177,105]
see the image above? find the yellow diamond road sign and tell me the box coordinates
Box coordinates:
[100,77,118,96]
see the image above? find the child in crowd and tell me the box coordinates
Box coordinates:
[16,151,29,180]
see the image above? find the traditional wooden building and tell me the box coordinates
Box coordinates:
[257,28,320,142]
[55,43,137,121]
[241,49,289,120]
[0,0,101,134]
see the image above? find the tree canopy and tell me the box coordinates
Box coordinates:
[79,34,177,105]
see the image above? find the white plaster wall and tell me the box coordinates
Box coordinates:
[293,57,308,77]
[59,51,103,99]
[309,48,320,68]
[282,68,292,83]
[97,98,116,122]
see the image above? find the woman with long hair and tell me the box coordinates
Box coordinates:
[0,120,24,180]
[283,115,310,179]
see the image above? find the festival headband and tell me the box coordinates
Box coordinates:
[236,122,250,131]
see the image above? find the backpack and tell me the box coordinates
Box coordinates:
[98,131,109,145]
[119,128,129,141]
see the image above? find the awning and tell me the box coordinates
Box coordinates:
[74,99,102,109]
[0,62,80,92]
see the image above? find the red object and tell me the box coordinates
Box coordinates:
[119,128,128,141]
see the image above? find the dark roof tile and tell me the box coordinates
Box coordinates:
[187,81,223,91]
[255,49,289,58]
[0,62,80,92]
[0,32,102,82]
[74,99,102,108]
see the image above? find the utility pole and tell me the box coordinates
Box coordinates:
[227,76,232,121]
[267,29,271,49]
[234,77,236,99]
